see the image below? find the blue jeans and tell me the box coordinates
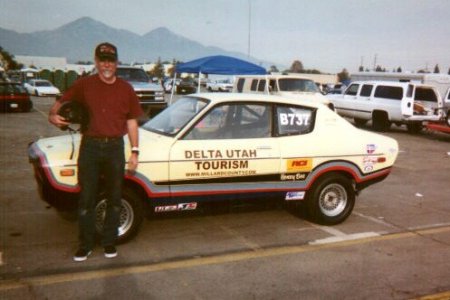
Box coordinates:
[77,136,125,250]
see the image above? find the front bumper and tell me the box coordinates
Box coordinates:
[28,142,78,211]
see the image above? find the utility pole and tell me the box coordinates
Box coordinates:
[247,0,251,59]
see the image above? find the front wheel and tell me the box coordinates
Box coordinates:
[95,187,144,244]
[306,173,355,225]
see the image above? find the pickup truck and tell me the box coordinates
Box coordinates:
[327,81,444,132]
[206,79,233,92]
[116,66,166,118]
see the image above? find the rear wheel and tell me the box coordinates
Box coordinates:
[95,187,144,244]
[372,111,391,132]
[306,173,355,225]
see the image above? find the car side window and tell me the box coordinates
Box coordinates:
[258,80,266,92]
[184,103,271,140]
[250,80,258,91]
[414,88,438,103]
[236,78,245,93]
[276,105,315,136]
[374,86,403,100]
[360,85,373,97]
[345,84,359,96]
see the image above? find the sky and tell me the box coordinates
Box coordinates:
[1,0,450,73]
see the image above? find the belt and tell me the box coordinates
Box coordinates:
[84,136,122,143]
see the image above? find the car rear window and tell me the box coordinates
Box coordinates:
[276,105,315,136]
[374,86,403,100]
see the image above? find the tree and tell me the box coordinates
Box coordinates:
[337,68,350,82]
[148,57,165,79]
[358,66,364,72]
[448,67,450,75]
[434,64,440,74]
[375,65,385,72]
[397,67,402,73]
[289,60,304,73]
[269,65,279,73]
[0,47,23,70]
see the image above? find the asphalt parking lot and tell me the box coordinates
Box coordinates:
[1,95,450,299]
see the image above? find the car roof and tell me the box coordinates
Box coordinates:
[185,92,323,109]
[234,74,315,80]
[350,80,433,88]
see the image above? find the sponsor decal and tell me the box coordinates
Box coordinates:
[287,158,312,172]
[184,149,258,177]
[366,144,377,154]
[155,202,197,213]
[363,156,378,172]
[280,172,308,181]
[279,113,311,126]
[285,191,305,201]
[185,149,257,159]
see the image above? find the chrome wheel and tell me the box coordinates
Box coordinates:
[318,183,348,217]
[95,198,135,238]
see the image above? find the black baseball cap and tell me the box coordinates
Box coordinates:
[95,42,118,61]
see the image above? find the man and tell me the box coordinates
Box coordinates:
[48,42,143,262]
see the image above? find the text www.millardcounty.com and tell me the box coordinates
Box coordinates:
[186,170,257,177]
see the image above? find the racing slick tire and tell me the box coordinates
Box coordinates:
[446,110,450,127]
[95,187,144,244]
[306,173,355,225]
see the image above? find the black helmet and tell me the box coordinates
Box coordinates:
[57,101,89,131]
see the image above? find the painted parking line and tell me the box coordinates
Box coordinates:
[2,225,450,292]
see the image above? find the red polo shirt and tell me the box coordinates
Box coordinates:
[59,74,143,137]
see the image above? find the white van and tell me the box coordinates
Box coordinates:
[327,81,444,132]
[233,74,332,108]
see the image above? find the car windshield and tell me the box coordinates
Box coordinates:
[35,81,52,87]
[116,68,149,82]
[278,79,319,93]
[142,97,209,136]
[0,83,26,94]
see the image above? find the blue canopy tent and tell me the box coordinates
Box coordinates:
[170,55,266,103]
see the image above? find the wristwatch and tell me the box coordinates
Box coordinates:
[131,146,139,155]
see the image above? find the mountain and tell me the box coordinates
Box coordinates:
[0,17,269,66]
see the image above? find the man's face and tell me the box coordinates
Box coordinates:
[95,58,118,82]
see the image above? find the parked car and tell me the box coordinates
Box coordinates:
[233,74,332,108]
[23,79,60,97]
[0,81,33,112]
[115,66,166,118]
[176,78,197,95]
[327,81,444,132]
[207,79,233,92]
[28,93,399,243]
[163,78,181,93]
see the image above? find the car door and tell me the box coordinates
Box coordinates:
[352,83,374,120]
[333,83,360,118]
[168,102,280,197]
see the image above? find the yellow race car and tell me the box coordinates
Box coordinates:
[29,93,399,243]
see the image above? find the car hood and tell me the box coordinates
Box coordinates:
[29,129,172,165]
